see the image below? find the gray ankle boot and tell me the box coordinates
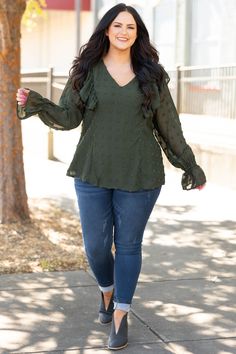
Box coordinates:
[98,291,114,324]
[108,313,128,350]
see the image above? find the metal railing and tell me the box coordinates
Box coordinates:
[20,68,68,102]
[20,68,68,160]
[21,64,236,119]
[168,64,236,119]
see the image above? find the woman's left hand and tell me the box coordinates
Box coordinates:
[16,88,30,106]
[196,184,206,190]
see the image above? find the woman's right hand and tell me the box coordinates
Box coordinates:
[16,88,30,106]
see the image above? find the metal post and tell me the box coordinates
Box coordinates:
[47,67,55,160]
[75,0,81,55]
[176,65,181,113]
[175,0,191,66]
[92,0,99,28]
[48,130,54,160]
[184,0,192,66]
[46,67,53,100]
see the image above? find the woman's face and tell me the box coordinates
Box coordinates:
[106,11,137,51]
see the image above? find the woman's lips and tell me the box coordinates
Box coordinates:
[116,37,128,41]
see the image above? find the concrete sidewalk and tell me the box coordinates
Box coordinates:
[0,122,236,353]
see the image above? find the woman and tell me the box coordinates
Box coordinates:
[17,3,206,351]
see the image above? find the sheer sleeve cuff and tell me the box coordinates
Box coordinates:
[16,90,67,130]
[178,147,206,190]
[178,146,197,171]
[17,90,46,120]
[181,164,206,190]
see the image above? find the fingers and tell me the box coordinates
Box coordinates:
[196,184,206,190]
[16,88,30,106]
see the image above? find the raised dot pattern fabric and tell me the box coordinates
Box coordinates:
[17,60,206,191]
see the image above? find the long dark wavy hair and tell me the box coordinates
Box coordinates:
[69,3,165,109]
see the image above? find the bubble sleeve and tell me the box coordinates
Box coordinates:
[16,78,83,131]
[153,74,206,190]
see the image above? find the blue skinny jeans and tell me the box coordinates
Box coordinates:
[74,178,161,311]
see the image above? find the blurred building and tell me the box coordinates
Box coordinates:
[21,0,94,73]
[95,0,236,68]
[21,0,236,73]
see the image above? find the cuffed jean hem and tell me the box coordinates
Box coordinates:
[113,301,131,312]
[98,284,114,293]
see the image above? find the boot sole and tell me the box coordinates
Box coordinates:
[98,318,112,325]
[108,342,128,350]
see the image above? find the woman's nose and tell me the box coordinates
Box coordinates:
[120,26,128,35]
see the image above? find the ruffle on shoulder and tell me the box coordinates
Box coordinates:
[141,70,170,120]
[79,70,98,111]
[163,70,170,85]
[141,83,160,119]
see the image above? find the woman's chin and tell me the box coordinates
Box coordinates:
[112,43,132,51]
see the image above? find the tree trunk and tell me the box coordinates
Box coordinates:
[0,0,30,223]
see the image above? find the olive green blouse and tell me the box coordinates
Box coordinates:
[17,59,206,191]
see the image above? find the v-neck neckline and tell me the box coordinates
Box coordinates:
[101,59,136,88]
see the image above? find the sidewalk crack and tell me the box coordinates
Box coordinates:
[131,308,168,343]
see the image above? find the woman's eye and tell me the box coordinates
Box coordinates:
[113,25,135,30]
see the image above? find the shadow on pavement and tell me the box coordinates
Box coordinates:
[0,200,235,353]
